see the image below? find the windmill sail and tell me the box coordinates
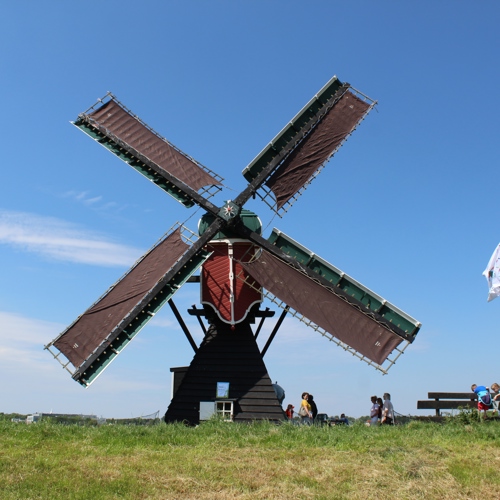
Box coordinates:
[265,91,370,210]
[241,250,404,366]
[236,228,420,372]
[45,227,212,386]
[74,94,223,208]
[267,229,420,339]
[241,76,375,215]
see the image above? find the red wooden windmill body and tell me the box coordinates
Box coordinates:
[201,240,262,325]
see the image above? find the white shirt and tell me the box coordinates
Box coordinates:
[382,400,394,419]
[370,403,380,424]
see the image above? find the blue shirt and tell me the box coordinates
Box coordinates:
[474,385,488,397]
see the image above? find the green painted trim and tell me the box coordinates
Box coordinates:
[242,76,344,183]
[267,229,420,337]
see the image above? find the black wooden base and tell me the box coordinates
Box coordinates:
[164,318,285,424]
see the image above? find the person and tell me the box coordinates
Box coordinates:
[285,404,294,420]
[471,384,491,418]
[299,392,313,425]
[367,395,380,426]
[381,393,394,425]
[330,413,349,425]
[272,382,285,405]
[338,413,349,425]
[490,383,500,415]
[376,397,383,424]
[308,394,318,421]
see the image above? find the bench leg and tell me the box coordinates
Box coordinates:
[435,400,440,417]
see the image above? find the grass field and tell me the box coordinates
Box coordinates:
[1,415,499,499]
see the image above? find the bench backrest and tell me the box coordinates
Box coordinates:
[428,392,477,400]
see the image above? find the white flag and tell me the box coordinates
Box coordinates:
[483,243,500,302]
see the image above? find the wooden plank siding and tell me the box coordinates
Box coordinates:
[164,318,285,424]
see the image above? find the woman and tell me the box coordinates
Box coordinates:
[376,397,383,424]
[366,395,379,426]
[299,392,313,425]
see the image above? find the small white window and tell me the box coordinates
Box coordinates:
[216,401,233,421]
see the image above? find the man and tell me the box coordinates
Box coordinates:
[381,393,394,425]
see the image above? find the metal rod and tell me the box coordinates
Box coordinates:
[254,307,270,339]
[168,299,198,353]
[261,306,289,357]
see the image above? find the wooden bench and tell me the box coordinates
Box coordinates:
[417,392,477,416]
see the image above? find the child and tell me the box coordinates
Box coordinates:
[490,383,500,416]
[285,404,294,420]
[471,384,491,418]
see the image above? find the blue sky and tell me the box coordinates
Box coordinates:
[1,1,499,419]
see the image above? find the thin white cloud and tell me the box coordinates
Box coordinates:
[74,191,88,201]
[0,311,60,344]
[0,311,62,372]
[0,311,166,416]
[148,315,179,329]
[84,195,103,205]
[62,190,127,214]
[0,210,142,267]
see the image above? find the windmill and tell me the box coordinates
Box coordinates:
[45,76,421,424]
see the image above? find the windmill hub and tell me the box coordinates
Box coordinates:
[198,207,262,240]
[218,200,241,222]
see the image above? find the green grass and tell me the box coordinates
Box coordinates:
[1,417,499,499]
